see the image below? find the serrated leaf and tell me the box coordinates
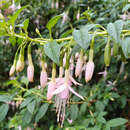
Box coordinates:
[107,118,128,127]
[27,100,36,114]
[46,15,62,30]
[22,109,32,124]
[44,41,60,65]
[0,104,9,121]
[70,104,78,120]
[0,95,12,103]
[20,97,34,109]
[95,101,104,112]
[35,103,49,122]
[73,28,91,50]
[97,115,106,124]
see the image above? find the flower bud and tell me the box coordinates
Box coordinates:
[16,48,24,72]
[27,65,34,82]
[104,42,111,67]
[113,42,119,56]
[75,50,83,77]
[85,61,95,82]
[9,64,15,76]
[40,70,47,88]
[16,59,24,72]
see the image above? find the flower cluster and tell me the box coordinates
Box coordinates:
[9,45,96,127]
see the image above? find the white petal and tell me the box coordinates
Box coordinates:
[69,76,82,86]
[52,84,66,95]
[68,86,84,100]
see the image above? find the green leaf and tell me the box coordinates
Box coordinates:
[107,118,128,127]
[22,18,29,31]
[35,103,49,122]
[0,104,9,121]
[44,41,61,65]
[107,20,124,43]
[0,95,12,103]
[16,19,29,32]
[22,109,32,124]
[73,28,91,50]
[21,76,29,87]
[104,124,110,130]
[46,15,62,30]
[95,101,104,112]
[122,4,130,12]
[121,37,130,58]
[97,115,106,124]
[70,104,78,120]
[120,95,126,109]
[20,97,34,109]
[114,20,124,40]
[9,5,29,26]
[27,100,36,114]
[9,36,16,46]
[107,23,118,41]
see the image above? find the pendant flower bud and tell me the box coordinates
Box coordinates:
[16,48,24,72]
[27,45,34,82]
[85,61,95,82]
[16,59,24,72]
[9,64,15,76]
[40,70,47,88]
[75,50,83,77]
[27,65,34,82]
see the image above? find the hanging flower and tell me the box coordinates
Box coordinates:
[85,61,94,82]
[27,65,34,82]
[52,69,84,127]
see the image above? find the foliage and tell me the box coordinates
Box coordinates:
[0,0,130,129]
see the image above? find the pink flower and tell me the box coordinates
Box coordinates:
[27,65,34,82]
[85,61,95,82]
[62,12,68,24]
[52,69,84,127]
[40,70,47,88]
[67,119,73,124]
[47,81,56,101]
[75,57,83,77]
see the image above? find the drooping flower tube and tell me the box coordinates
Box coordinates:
[16,47,25,72]
[9,58,16,76]
[40,56,47,88]
[85,49,95,82]
[75,49,84,77]
[47,63,56,101]
[27,44,34,82]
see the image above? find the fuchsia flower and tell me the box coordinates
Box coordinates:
[47,81,56,101]
[40,70,47,88]
[27,65,34,82]
[85,61,95,82]
[75,56,83,77]
[52,69,84,127]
